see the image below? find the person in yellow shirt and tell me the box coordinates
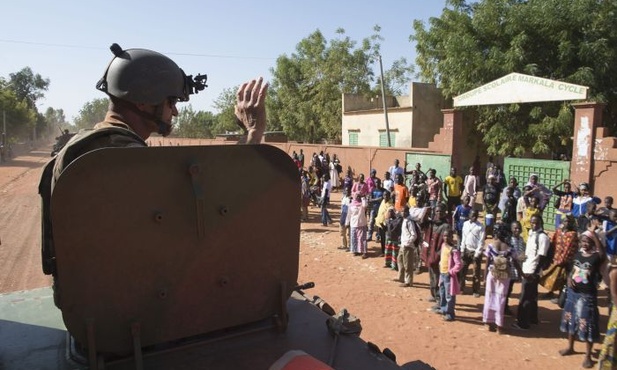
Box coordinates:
[521,195,542,242]
[443,167,463,219]
[408,185,418,208]
[375,191,394,257]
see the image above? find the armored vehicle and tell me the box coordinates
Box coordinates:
[51,130,76,157]
[1,144,431,369]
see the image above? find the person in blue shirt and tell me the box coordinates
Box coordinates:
[604,209,617,263]
[572,182,601,232]
[452,195,472,246]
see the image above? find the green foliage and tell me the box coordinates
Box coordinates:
[73,98,108,130]
[212,87,241,135]
[270,27,414,143]
[173,105,215,138]
[0,78,37,141]
[8,67,49,109]
[44,107,68,128]
[412,0,617,156]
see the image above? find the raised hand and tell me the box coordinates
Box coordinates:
[235,77,269,144]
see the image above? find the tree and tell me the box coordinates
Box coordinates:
[270,26,414,143]
[8,67,49,109]
[73,98,108,130]
[174,105,215,138]
[43,107,69,138]
[212,87,241,135]
[411,0,617,156]
[0,79,36,142]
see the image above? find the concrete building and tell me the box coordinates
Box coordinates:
[341,82,449,148]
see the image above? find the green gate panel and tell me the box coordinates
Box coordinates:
[503,158,571,231]
[404,153,452,186]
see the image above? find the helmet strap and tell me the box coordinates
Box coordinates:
[152,104,172,137]
[120,100,172,137]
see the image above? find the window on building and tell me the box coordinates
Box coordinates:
[379,131,396,147]
[349,131,359,146]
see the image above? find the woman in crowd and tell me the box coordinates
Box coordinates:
[539,215,578,301]
[329,154,341,190]
[559,233,605,369]
[483,223,521,334]
[552,179,576,229]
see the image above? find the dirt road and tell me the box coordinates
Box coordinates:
[0,147,606,369]
[0,147,52,293]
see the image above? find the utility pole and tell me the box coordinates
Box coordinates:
[2,110,6,146]
[378,55,391,147]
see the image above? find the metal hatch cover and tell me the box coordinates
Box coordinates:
[50,144,300,354]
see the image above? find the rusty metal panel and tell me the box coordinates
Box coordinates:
[51,145,300,354]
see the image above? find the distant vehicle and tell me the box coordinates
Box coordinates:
[51,130,75,156]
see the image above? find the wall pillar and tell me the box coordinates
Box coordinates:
[441,109,464,171]
[571,102,605,189]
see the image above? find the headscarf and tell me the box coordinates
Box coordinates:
[408,206,430,222]
[581,230,601,253]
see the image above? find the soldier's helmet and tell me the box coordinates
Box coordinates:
[96,43,206,106]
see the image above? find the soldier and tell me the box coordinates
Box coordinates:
[40,43,268,308]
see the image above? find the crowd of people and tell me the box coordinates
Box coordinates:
[295,154,617,369]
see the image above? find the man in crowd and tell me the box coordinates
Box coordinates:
[366,168,380,194]
[421,203,450,302]
[513,215,550,330]
[459,210,485,297]
[426,169,443,210]
[443,167,463,218]
[367,179,385,242]
[483,174,501,237]
[393,174,409,213]
[383,171,394,193]
[526,174,552,212]
[389,159,405,181]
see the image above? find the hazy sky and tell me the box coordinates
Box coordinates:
[1,1,448,122]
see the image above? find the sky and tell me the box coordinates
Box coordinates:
[1,1,448,123]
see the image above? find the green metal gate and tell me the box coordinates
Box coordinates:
[404,153,451,185]
[503,158,570,231]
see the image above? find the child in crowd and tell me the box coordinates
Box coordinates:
[501,186,518,225]
[521,195,541,242]
[517,185,532,221]
[453,195,472,245]
[434,228,462,321]
[577,202,598,234]
[505,220,526,316]
[604,209,617,272]
[408,185,418,208]
[598,196,614,220]
[347,194,368,259]
[338,188,351,250]
[385,208,403,270]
